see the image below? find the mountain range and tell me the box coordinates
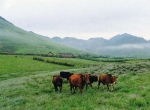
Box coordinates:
[51,34,150,58]
[0,16,150,58]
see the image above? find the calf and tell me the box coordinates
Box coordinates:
[69,74,86,94]
[52,75,63,92]
[60,71,73,80]
[98,74,117,91]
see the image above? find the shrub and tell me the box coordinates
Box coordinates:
[46,60,74,67]
[33,57,44,62]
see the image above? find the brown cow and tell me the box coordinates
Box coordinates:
[52,75,63,93]
[69,74,86,94]
[98,74,118,91]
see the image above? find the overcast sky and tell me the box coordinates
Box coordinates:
[0,0,150,40]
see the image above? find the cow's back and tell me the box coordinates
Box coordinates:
[69,74,86,88]
[99,74,113,85]
[52,75,63,85]
[60,71,73,80]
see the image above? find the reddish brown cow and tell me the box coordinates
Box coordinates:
[69,74,86,94]
[98,74,118,91]
[52,75,63,93]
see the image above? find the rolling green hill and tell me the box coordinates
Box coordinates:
[0,16,83,54]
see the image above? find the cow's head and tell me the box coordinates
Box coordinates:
[112,76,118,84]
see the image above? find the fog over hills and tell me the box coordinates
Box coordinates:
[1,16,150,58]
[51,34,150,58]
[0,16,83,54]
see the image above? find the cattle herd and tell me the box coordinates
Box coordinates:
[52,71,118,94]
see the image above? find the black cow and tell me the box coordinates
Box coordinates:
[60,71,73,80]
[86,75,98,89]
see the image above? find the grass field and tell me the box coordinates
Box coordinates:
[0,55,150,110]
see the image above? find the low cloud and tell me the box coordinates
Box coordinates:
[105,44,150,50]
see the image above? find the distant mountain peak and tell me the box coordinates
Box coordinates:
[109,33,147,45]
[122,33,131,35]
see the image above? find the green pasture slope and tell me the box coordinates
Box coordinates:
[0,55,150,110]
[0,16,85,54]
[0,55,98,81]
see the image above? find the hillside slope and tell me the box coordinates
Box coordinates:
[0,16,83,54]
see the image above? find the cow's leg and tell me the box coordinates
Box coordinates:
[98,81,100,89]
[102,84,105,90]
[75,87,77,90]
[86,83,88,90]
[107,84,110,91]
[60,85,62,93]
[111,84,114,91]
[54,85,58,92]
[70,85,72,94]
[79,87,82,94]
[73,87,76,94]
[89,83,93,89]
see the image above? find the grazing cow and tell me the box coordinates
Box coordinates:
[69,74,86,94]
[98,74,117,91]
[86,75,98,89]
[60,71,73,80]
[52,75,63,92]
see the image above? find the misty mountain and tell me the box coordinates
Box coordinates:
[1,16,150,58]
[0,16,84,54]
[109,33,148,45]
[51,34,150,58]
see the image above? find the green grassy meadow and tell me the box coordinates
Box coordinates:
[0,55,150,110]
